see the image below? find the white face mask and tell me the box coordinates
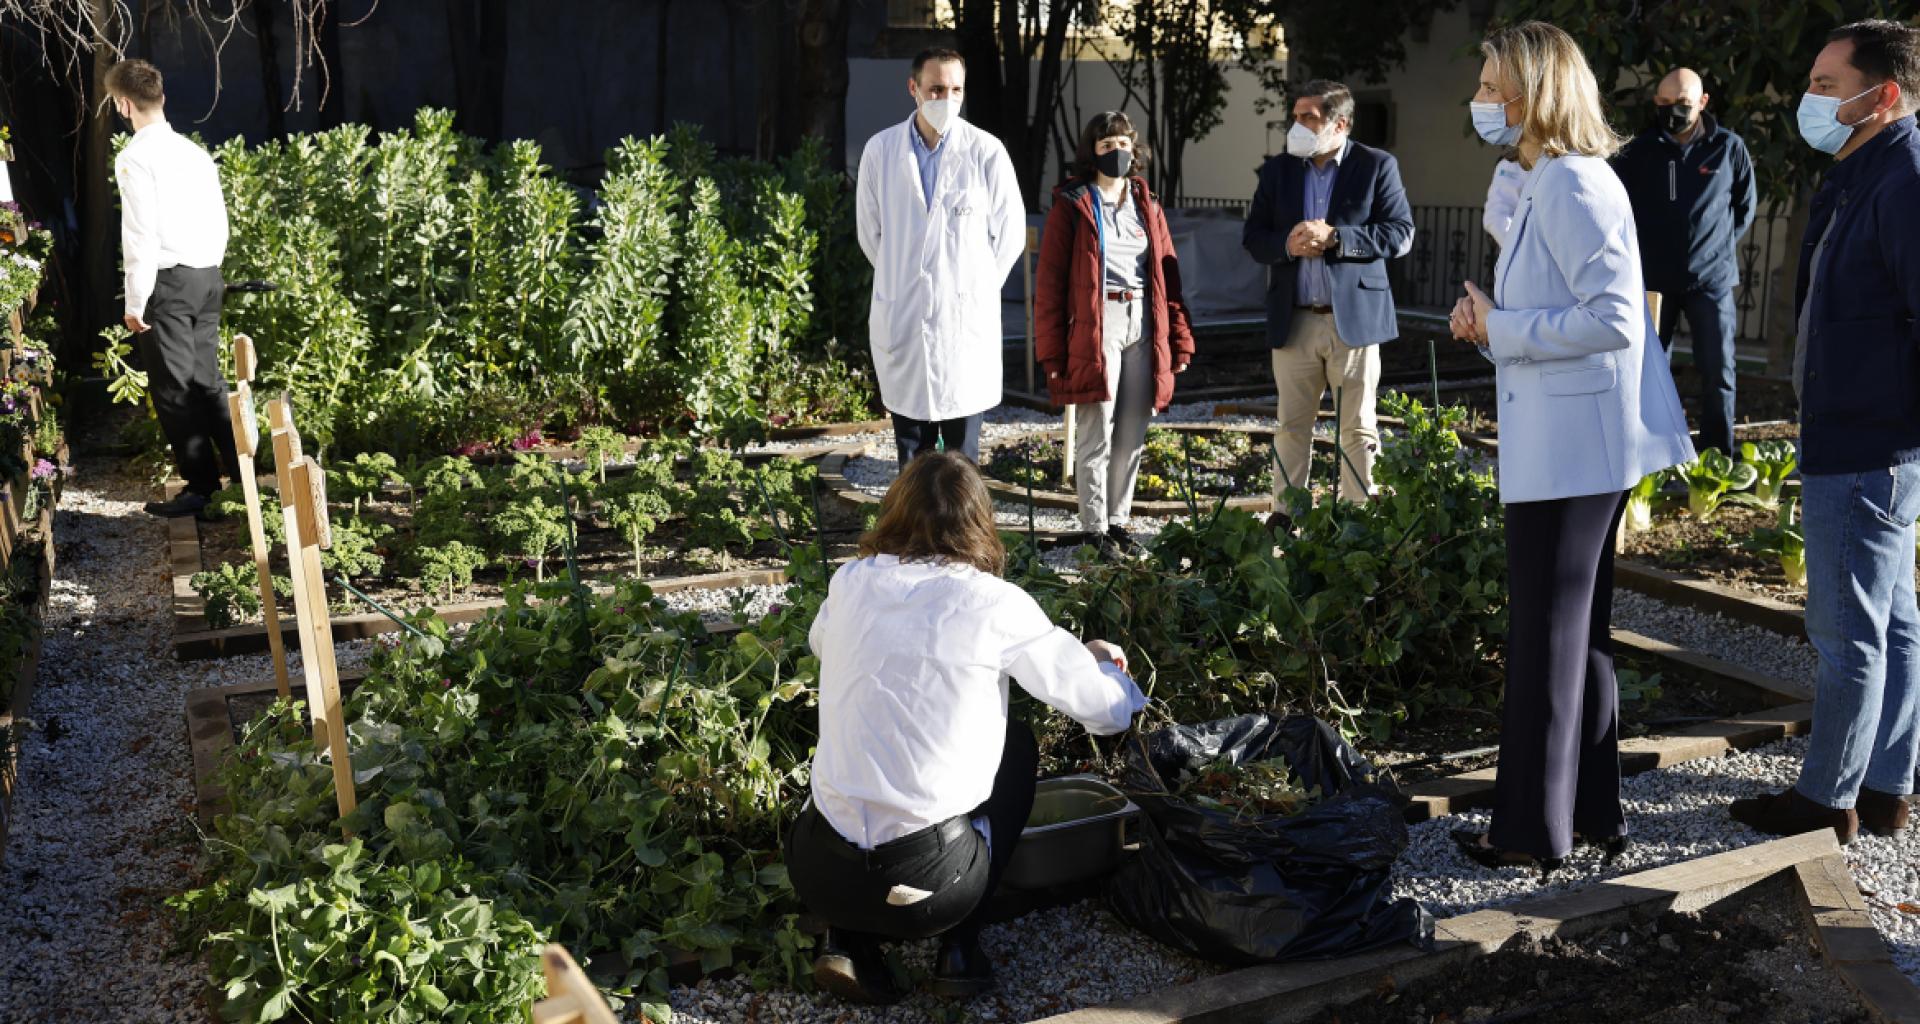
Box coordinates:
[1286,120,1338,159]
[917,93,962,136]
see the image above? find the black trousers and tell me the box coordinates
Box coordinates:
[786,719,1037,944]
[892,412,983,466]
[137,267,239,496]
[1489,490,1628,860]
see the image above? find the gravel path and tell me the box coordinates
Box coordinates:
[0,459,389,1023]
[1612,587,1820,686]
[1394,735,1920,983]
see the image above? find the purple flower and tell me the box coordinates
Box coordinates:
[768,603,784,616]
[614,606,626,615]
[522,557,541,569]
[510,429,543,451]
[30,459,55,481]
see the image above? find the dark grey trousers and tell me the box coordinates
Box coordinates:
[137,266,239,496]
[1489,490,1629,859]
[786,720,1037,944]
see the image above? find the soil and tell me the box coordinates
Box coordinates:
[1621,503,1806,607]
[1302,876,1869,1024]
[190,491,871,619]
[983,428,1273,502]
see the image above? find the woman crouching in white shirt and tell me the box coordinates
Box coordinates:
[787,452,1145,1004]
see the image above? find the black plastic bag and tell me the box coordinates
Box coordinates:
[1106,713,1433,964]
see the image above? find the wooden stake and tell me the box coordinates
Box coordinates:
[229,379,290,698]
[267,396,357,828]
[1025,226,1039,396]
[1646,290,1665,334]
[1062,405,1077,487]
[232,333,258,385]
[532,945,620,1024]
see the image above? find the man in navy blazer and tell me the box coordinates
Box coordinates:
[1243,80,1414,506]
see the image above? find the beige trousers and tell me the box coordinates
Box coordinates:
[1271,311,1380,503]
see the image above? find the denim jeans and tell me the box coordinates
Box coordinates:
[1797,463,1920,806]
[1656,285,1738,457]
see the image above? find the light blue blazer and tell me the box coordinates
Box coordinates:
[1484,154,1695,504]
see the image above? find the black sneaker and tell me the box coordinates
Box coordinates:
[1106,524,1147,558]
[931,934,995,999]
[144,492,211,518]
[811,929,902,1005]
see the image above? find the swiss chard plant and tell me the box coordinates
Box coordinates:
[1739,440,1797,510]
[1624,467,1672,533]
[1743,498,1808,588]
[1682,449,1759,520]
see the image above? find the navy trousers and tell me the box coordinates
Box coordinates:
[892,412,983,466]
[1489,490,1628,860]
[1657,286,1738,456]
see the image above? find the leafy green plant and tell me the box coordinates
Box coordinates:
[330,452,403,515]
[1743,498,1808,588]
[90,324,150,406]
[414,541,489,602]
[1617,665,1664,705]
[489,495,568,581]
[575,425,628,484]
[1739,440,1797,510]
[1682,449,1758,520]
[1624,467,1672,533]
[321,518,390,580]
[605,484,671,576]
[413,455,484,497]
[191,562,293,629]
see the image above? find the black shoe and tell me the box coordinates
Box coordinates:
[1575,832,1631,864]
[144,492,210,518]
[931,934,994,1000]
[1451,828,1564,879]
[811,930,901,1005]
[1086,532,1124,563]
[1106,524,1147,558]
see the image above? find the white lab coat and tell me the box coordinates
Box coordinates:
[856,116,1026,422]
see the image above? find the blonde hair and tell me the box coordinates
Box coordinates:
[1481,21,1622,160]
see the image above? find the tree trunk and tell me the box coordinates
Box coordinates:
[1763,191,1811,378]
[781,0,852,169]
[81,0,118,339]
[252,0,287,139]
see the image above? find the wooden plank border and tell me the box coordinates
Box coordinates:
[0,508,59,856]
[1793,855,1920,1024]
[1035,830,1845,1024]
[1615,558,1809,640]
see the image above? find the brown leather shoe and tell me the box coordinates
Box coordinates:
[1729,787,1859,845]
[1857,787,1912,837]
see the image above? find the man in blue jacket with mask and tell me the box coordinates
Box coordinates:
[1731,19,1920,844]
[1611,68,1757,456]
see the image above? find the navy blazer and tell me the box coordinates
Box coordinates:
[1242,140,1414,347]
[1796,115,1920,476]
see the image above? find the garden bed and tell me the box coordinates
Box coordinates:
[0,507,56,856]
[168,444,870,657]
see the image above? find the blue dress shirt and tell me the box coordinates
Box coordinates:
[908,120,946,209]
[1295,140,1347,307]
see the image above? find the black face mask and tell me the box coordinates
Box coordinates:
[1657,103,1695,135]
[1095,148,1133,179]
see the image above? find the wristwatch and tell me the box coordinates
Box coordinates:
[1326,226,1340,254]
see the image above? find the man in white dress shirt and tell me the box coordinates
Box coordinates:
[107,60,236,518]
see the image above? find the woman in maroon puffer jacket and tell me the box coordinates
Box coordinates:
[1034,111,1197,557]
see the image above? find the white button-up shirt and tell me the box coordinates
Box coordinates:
[808,555,1146,849]
[115,121,228,318]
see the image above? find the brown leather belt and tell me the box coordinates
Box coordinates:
[1297,304,1334,314]
[1106,289,1140,302]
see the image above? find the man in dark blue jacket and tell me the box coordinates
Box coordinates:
[1732,20,1920,844]
[1611,68,1757,455]
[1243,80,1413,506]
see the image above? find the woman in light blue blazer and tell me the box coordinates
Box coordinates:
[1449,21,1695,875]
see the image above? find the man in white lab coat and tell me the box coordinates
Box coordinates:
[856,48,1026,465]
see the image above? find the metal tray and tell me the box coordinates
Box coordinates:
[1003,774,1138,891]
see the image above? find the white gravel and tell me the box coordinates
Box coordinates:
[1611,587,1820,685]
[1394,735,1920,984]
[0,459,386,1023]
[657,583,790,625]
[662,900,1215,1024]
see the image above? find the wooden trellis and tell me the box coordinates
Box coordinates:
[225,335,290,698]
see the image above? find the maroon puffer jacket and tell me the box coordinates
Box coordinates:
[1033,176,1196,410]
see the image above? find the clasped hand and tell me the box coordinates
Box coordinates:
[1449,280,1494,348]
[1286,220,1335,259]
